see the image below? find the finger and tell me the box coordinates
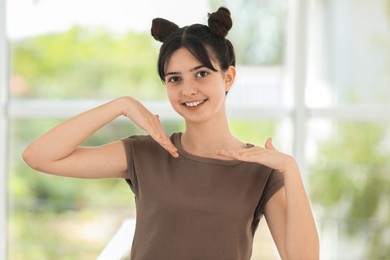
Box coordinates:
[159,138,179,158]
[215,149,236,158]
[265,138,277,151]
[150,131,178,157]
[217,147,271,164]
[216,148,255,161]
[215,149,244,160]
[149,118,179,158]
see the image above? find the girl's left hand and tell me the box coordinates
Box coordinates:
[216,138,296,173]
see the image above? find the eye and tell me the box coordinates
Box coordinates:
[195,71,209,78]
[166,76,181,84]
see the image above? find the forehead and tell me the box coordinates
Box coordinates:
[165,48,200,69]
[165,47,219,72]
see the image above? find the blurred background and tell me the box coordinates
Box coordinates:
[1,0,389,259]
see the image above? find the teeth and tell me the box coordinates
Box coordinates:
[185,100,205,107]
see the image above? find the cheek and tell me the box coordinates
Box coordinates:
[214,81,229,96]
[166,87,178,104]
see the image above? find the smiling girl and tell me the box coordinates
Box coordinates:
[23,7,319,260]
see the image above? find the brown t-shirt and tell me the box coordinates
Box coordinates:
[121,132,284,260]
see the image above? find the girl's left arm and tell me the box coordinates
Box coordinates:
[216,139,319,260]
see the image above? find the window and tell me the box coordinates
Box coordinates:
[304,1,390,259]
[2,0,389,259]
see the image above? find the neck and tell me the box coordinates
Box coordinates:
[181,117,244,158]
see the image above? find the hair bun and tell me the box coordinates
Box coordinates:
[207,7,232,38]
[151,18,180,42]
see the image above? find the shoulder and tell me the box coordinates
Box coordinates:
[122,133,179,145]
[122,134,154,142]
[239,159,274,176]
[122,134,156,148]
[121,133,179,156]
[121,135,155,157]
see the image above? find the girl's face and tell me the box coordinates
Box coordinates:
[163,47,236,124]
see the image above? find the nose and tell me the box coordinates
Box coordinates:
[182,82,198,96]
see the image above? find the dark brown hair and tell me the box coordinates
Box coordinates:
[151,7,236,81]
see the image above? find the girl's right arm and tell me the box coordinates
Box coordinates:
[22,96,178,179]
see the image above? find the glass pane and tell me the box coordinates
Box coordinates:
[306,0,390,107]
[230,118,293,154]
[307,120,390,259]
[8,0,290,107]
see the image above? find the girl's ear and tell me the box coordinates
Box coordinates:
[225,66,236,92]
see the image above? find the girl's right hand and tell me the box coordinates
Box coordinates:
[120,97,179,158]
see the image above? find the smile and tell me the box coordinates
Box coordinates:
[183,99,207,107]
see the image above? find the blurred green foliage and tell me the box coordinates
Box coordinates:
[308,3,390,258]
[230,120,277,146]
[11,26,165,100]
[309,123,390,259]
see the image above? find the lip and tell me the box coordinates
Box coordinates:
[181,99,208,110]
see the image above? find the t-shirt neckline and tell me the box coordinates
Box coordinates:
[171,132,249,166]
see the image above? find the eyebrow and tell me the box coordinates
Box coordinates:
[165,65,207,76]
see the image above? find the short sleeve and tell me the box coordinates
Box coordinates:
[255,169,284,219]
[121,137,138,194]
